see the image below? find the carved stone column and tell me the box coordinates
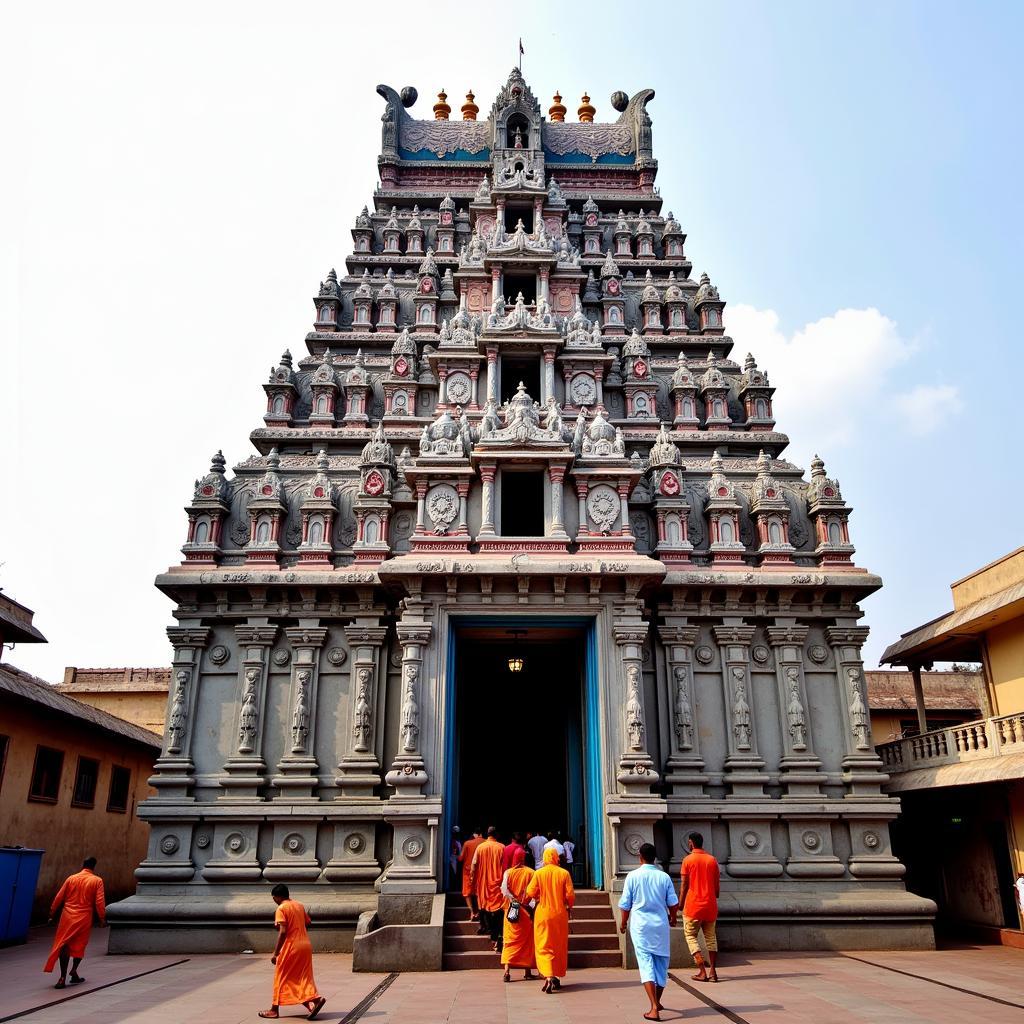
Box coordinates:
[575,479,590,541]
[548,466,567,539]
[382,604,440,895]
[220,622,278,801]
[478,464,496,536]
[713,624,767,797]
[485,346,498,405]
[658,624,707,797]
[336,622,388,798]
[766,625,826,798]
[542,346,556,404]
[614,621,659,793]
[150,625,210,801]
[826,626,884,797]
[271,625,327,802]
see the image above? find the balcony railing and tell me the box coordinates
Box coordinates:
[877,711,1024,772]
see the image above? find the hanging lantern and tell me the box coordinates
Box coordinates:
[507,630,525,673]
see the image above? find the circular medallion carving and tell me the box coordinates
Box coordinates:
[394,355,409,377]
[225,832,246,855]
[446,372,472,405]
[863,831,880,849]
[327,646,347,666]
[272,648,291,667]
[569,374,597,405]
[801,831,820,851]
[390,648,403,668]
[633,358,648,379]
[196,833,211,850]
[695,645,714,665]
[346,833,365,854]
[742,831,760,850]
[624,834,644,856]
[426,484,459,534]
[751,645,770,665]
[283,833,305,855]
[608,278,620,296]
[403,837,425,859]
[160,835,179,856]
[209,644,229,666]
[660,471,680,496]
[364,470,386,496]
[587,485,620,533]
[393,511,414,540]
[808,645,829,665]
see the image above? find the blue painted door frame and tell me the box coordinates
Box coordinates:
[441,615,603,889]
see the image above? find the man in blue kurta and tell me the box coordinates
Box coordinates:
[619,843,679,1021]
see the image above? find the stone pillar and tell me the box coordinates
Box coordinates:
[539,266,550,304]
[485,346,498,405]
[382,606,440,894]
[437,368,448,406]
[713,625,767,797]
[456,480,470,536]
[469,367,480,409]
[220,622,278,801]
[548,466,567,539]
[658,624,707,797]
[618,483,631,536]
[150,626,210,801]
[766,626,826,798]
[336,622,388,798]
[491,267,502,305]
[543,347,556,404]
[575,480,589,540]
[614,621,659,792]
[827,626,884,796]
[479,464,496,536]
[414,481,427,535]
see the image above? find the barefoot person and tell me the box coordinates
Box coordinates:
[458,826,485,923]
[525,846,574,993]
[43,857,106,989]
[471,826,506,951]
[500,846,536,982]
[679,832,720,983]
[259,884,325,1020]
[619,843,678,1021]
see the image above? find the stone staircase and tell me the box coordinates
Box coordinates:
[442,889,621,970]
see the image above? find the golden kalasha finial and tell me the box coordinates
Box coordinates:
[461,90,479,121]
[549,92,567,123]
[578,93,596,123]
[433,90,451,121]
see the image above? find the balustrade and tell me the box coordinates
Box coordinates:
[877,710,1024,774]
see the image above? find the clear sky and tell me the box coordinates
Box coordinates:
[1,0,1021,680]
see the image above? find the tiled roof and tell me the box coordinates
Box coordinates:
[0,663,163,749]
[865,669,983,713]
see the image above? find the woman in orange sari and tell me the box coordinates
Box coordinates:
[259,884,326,1020]
[525,845,575,992]
[500,846,536,982]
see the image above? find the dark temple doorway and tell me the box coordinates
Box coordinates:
[448,623,591,885]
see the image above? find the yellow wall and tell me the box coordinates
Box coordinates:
[985,620,1024,716]
[952,547,1024,610]
[870,711,906,744]
[0,700,156,918]
[62,691,167,735]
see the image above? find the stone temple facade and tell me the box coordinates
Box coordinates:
[108,72,934,959]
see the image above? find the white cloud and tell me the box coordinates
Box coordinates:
[724,304,959,459]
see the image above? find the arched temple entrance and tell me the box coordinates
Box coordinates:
[442,617,603,888]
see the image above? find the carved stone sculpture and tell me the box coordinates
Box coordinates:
[401,664,420,752]
[166,670,189,754]
[673,665,693,750]
[731,669,752,750]
[625,663,645,750]
[847,668,870,750]
[353,667,373,752]
[238,669,260,753]
[786,667,807,750]
[291,670,311,753]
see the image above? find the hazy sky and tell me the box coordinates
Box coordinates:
[2,1,1021,680]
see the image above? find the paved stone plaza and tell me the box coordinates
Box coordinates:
[3,928,1022,1023]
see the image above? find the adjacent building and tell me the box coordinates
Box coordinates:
[880,546,1024,947]
[57,667,171,734]
[867,669,983,745]
[108,72,934,962]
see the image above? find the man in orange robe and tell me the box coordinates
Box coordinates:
[471,826,506,950]
[44,857,105,988]
[259,884,326,1020]
[458,827,484,923]
[501,846,536,981]
[526,846,575,992]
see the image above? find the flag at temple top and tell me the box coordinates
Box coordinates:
[519,38,524,55]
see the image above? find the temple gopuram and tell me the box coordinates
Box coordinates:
[108,71,934,963]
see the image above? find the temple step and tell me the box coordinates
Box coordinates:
[445,931,620,953]
[444,917,617,936]
[443,949,623,971]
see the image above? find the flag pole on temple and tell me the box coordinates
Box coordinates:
[518,38,524,71]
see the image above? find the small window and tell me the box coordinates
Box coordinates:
[71,756,100,808]
[0,734,9,793]
[502,272,536,305]
[500,469,545,537]
[107,765,131,813]
[29,745,64,803]
[503,207,534,234]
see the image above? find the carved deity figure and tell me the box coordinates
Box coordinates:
[624,663,645,750]
[786,667,807,750]
[731,668,752,750]
[673,665,693,750]
[166,670,189,754]
[543,397,564,436]
[847,668,870,749]
[238,668,260,753]
[291,670,311,753]
[353,667,373,752]
[401,664,420,752]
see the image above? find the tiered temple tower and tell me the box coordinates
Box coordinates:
[109,72,934,961]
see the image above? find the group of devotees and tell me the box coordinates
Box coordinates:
[42,830,719,1021]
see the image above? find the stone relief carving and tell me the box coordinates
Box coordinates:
[673,665,693,750]
[847,667,871,750]
[401,663,420,752]
[426,485,459,534]
[731,669,752,750]
[786,668,807,750]
[624,663,645,750]
[291,670,311,753]
[166,670,189,754]
[238,668,260,753]
[353,666,373,752]
[587,485,621,534]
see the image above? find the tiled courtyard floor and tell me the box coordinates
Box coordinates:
[2,927,1023,1023]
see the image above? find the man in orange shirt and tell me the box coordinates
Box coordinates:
[43,857,106,989]
[457,827,485,924]
[679,832,720,983]
[471,826,506,951]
